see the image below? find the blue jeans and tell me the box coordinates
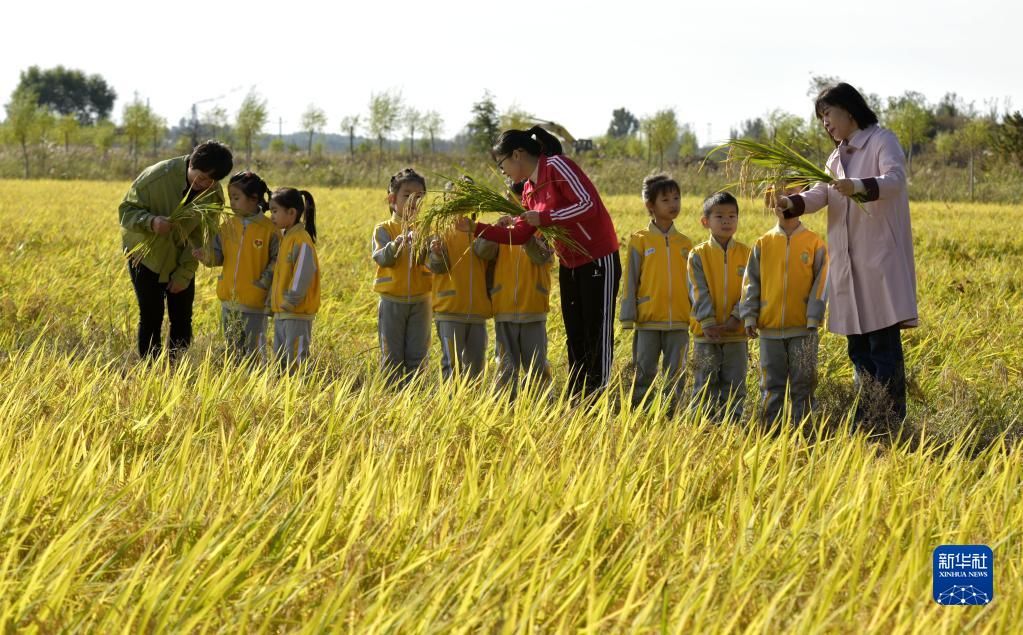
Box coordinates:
[846,324,906,422]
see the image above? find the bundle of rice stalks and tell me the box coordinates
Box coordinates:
[709,138,871,215]
[127,188,228,261]
[417,175,587,257]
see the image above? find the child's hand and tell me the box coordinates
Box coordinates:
[496,215,516,228]
[723,316,741,332]
[454,216,473,232]
[167,279,189,294]
[392,234,405,249]
[406,230,417,244]
[191,247,205,261]
[430,238,443,254]
[522,211,541,226]
[775,196,792,213]
[704,324,722,340]
[151,216,172,235]
[745,325,758,338]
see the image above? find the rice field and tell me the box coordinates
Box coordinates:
[0,179,1021,632]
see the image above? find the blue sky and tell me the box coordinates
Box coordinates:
[2,0,1019,145]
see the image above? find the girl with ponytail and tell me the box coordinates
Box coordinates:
[193,170,279,358]
[472,125,622,397]
[269,187,321,370]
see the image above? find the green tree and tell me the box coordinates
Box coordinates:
[92,119,116,158]
[642,109,679,170]
[956,118,993,200]
[993,111,1023,168]
[678,124,699,159]
[367,91,403,155]
[766,110,805,146]
[122,97,155,171]
[300,105,327,156]
[403,107,422,159]
[4,89,40,178]
[339,115,360,156]
[885,92,933,176]
[235,91,268,165]
[15,65,117,123]
[607,107,640,138]
[56,113,79,153]
[421,111,443,154]
[466,91,500,155]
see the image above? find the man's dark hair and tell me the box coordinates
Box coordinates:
[189,140,234,180]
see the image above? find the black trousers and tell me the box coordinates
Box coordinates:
[847,324,907,422]
[128,261,194,359]
[559,252,621,396]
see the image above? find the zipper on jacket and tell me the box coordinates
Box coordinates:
[233,220,247,301]
[782,233,790,335]
[722,245,728,325]
[665,235,672,327]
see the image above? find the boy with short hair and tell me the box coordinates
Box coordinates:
[687,192,751,420]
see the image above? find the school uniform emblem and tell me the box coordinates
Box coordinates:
[254,239,264,248]
[737,265,745,276]
[801,251,809,264]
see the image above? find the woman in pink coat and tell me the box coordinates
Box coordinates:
[777,83,918,423]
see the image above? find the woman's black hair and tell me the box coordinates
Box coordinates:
[814,82,880,130]
[642,173,681,203]
[388,167,427,194]
[271,187,317,242]
[492,125,563,159]
[228,171,271,212]
[189,140,234,180]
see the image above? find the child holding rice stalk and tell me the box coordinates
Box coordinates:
[119,140,233,361]
[774,82,918,424]
[427,176,493,380]
[619,174,694,411]
[475,183,555,397]
[471,126,621,398]
[268,188,320,370]
[372,168,433,386]
[740,186,829,424]
[193,171,279,359]
[687,192,751,421]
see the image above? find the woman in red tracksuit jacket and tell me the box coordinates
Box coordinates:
[473,126,621,397]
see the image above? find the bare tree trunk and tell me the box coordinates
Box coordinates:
[307,131,314,156]
[348,129,354,156]
[20,140,30,179]
[969,151,975,201]
[410,127,415,160]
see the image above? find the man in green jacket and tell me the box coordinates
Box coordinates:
[119,140,233,360]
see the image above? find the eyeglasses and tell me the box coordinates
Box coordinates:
[496,156,510,171]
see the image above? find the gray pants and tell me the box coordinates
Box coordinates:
[436,321,487,380]
[274,318,312,370]
[495,321,548,395]
[379,298,431,387]
[221,306,269,359]
[759,333,819,423]
[632,329,688,408]
[692,341,748,420]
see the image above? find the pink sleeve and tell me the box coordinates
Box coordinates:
[859,130,906,202]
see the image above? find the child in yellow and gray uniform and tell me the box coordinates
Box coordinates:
[195,171,278,358]
[477,234,554,395]
[740,212,828,423]
[428,222,493,380]
[373,168,433,386]
[620,174,693,409]
[269,188,320,369]
[688,192,751,420]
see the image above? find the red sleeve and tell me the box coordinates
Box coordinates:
[474,218,537,245]
[537,155,594,227]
